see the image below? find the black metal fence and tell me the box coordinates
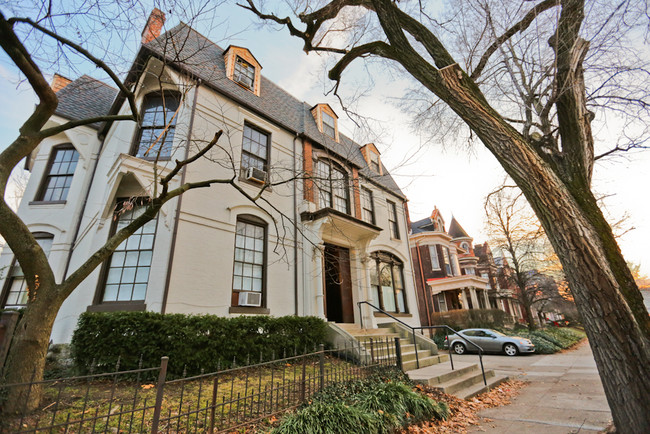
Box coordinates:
[0,337,400,433]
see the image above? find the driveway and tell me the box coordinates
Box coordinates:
[452,340,612,433]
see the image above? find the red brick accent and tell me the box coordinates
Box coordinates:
[303,140,315,203]
[141,8,166,45]
[352,168,362,219]
[51,74,71,92]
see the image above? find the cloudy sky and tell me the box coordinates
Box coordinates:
[1,1,648,275]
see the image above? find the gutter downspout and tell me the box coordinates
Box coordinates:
[161,80,200,313]
[293,133,300,315]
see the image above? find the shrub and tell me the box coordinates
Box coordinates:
[500,327,585,354]
[70,312,327,377]
[272,401,380,434]
[274,369,448,433]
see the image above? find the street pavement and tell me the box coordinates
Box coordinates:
[459,340,612,433]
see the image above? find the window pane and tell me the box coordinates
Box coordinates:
[240,124,269,172]
[132,284,147,301]
[121,267,136,283]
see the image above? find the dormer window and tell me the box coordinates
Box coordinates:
[360,143,382,175]
[234,56,255,90]
[322,111,336,138]
[311,104,339,142]
[223,46,262,96]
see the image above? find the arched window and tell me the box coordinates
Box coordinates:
[133,92,180,160]
[2,232,53,308]
[369,251,407,313]
[36,144,79,202]
[461,242,470,252]
[315,159,349,214]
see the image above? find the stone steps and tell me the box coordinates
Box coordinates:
[408,359,509,400]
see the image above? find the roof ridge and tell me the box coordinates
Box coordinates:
[77,74,117,91]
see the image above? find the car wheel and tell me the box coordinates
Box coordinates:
[504,343,519,356]
[452,342,466,355]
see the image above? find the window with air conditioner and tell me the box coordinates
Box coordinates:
[241,124,269,183]
[232,216,266,307]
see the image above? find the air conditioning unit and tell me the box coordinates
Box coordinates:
[246,167,267,184]
[238,291,262,307]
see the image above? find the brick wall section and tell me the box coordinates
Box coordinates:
[141,8,165,45]
[352,167,362,219]
[303,139,315,203]
[51,74,72,92]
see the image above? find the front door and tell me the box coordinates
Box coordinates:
[323,244,354,323]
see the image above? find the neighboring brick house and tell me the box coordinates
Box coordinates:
[474,242,524,322]
[0,11,421,342]
[409,208,492,327]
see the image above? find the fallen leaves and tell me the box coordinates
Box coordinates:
[402,380,527,433]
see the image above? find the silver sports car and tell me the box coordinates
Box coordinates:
[444,328,535,356]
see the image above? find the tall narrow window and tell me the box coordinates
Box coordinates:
[321,111,336,138]
[241,124,269,174]
[437,293,447,312]
[369,252,407,314]
[387,200,400,239]
[3,233,53,308]
[370,153,380,173]
[232,217,266,303]
[37,145,79,202]
[135,93,179,160]
[442,247,453,276]
[428,245,440,270]
[315,159,349,214]
[101,201,157,303]
[360,187,375,224]
[234,56,255,90]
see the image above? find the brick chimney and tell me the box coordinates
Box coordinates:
[51,73,72,92]
[141,8,166,44]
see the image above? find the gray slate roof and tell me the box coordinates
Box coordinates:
[410,217,436,234]
[55,24,405,198]
[54,75,117,129]
[143,24,405,199]
[448,217,470,239]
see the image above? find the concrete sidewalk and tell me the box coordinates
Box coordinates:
[465,340,611,433]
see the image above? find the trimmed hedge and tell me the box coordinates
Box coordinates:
[431,309,509,331]
[71,312,327,377]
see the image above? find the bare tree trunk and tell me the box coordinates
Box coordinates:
[433,65,650,432]
[2,282,63,413]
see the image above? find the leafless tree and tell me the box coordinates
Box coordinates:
[0,0,317,412]
[485,184,554,329]
[243,0,650,430]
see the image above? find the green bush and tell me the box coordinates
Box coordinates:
[273,401,380,434]
[70,312,327,377]
[273,368,448,433]
[498,327,584,354]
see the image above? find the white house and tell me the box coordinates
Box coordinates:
[0,11,422,343]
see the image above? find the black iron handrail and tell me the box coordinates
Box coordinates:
[412,325,487,387]
[357,301,420,369]
[357,301,487,386]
